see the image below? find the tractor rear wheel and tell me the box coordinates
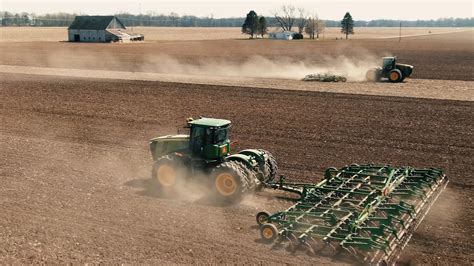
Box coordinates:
[233,160,257,191]
[366,69,381,82]
[388,69,402,83]
[212,161,249,203]
[259,149,278,183]
[151,155,187,193]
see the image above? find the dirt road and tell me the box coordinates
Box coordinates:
[1,73,473,264]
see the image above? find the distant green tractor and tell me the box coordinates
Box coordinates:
[149,117,277,203]
[366,56,414,83]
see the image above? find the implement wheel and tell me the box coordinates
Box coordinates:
[212,161,248,203]
[260,223,278,243]
[256,211,271,225]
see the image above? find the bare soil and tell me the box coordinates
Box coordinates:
[1,65,472,101]
[1,73,472,264]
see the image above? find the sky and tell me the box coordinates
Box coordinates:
[1,0,473,20]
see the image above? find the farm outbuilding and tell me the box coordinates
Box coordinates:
[269,31,293,40]
[68,16,144,43]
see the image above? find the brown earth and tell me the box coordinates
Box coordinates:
[1,73,473,264]
[0,30,473,81]
[1,65,472,101]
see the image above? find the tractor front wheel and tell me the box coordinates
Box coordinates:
[151,155,187,193]
[388,69,403,83]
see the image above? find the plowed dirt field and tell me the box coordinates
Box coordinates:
[1,73,473,264]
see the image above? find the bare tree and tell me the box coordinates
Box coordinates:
[305,14,326,39]
[315,17,325,39]
[273,5,295,31]
[305,16,317,39]
[296,8,307,34]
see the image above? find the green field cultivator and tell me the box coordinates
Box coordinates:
[256,164,448,265]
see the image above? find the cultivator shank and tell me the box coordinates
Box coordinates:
[257,164,448,264]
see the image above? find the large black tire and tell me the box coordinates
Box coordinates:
[151,155,187,193]
[388,69,402,83]
[233,160,257,191]
[212,161,249,203]
[259,149,278,183]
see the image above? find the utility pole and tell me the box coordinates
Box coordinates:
[399,21,402,42]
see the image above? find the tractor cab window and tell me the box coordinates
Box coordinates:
[190,126,206,154]
[383,58,394,70]
[205,128,213,144]
[214,127,228,144]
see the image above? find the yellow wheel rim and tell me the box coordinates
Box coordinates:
[390,72,399,81]
[258,216,267,224]
[262,227,274,239]
[156,164,176,187]
[215,173,237,196]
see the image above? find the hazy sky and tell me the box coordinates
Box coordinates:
[1,0,473,20]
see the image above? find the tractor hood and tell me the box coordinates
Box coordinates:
[396,63,413,69]
[149,134,190,160]
[396,63,414,77]
[150,134,189,142]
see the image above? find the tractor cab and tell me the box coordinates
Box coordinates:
[187,117,231,160]
[382,56,396,72]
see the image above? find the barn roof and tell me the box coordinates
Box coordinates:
[68,16,126,30]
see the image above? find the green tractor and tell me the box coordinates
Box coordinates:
[149,117,278,203]
[366,56,414,83]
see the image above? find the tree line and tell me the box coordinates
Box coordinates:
[242,9,354,40]
[1,11,472,27]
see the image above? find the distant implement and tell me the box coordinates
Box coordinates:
[366,56,413,83]
[303,72,347,82]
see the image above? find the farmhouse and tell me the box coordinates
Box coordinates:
[268,31,293,40]
[68,16,144,42]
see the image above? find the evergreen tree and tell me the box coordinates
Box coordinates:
[242,10,259,38]
[341,12,354,39]
[258,16,268,37]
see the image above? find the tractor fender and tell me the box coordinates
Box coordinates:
[226,154,258,168]
[396,64,414,78]
[237,149,266,163]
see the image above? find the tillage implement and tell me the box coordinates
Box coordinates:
[256,164,448,264]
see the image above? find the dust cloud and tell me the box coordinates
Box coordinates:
[41,49,378,82]
[141,54,378,82]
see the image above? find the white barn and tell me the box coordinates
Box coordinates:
[68,16,144,43]
[268,31,293,40]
